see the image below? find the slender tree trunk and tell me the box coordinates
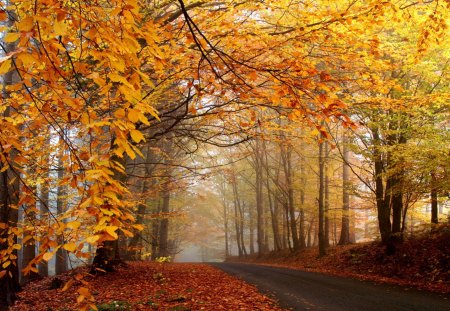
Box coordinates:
[55,148,67,274]
[339,130,351,245]
[249,204,255,255]
[298,151,306,249]
[318,141,327,256]
[324,142,330,248]
[151,199,161,261]
[431,173,438,224]
[223,199,229,257]
[38,162,49,276]
[280,143,299,251]
[255,138,265,255]
[158,186,170,257]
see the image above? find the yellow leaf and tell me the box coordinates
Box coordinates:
[54,20,68,36]
[128,109,140,123]
[67,221,81,230]
[105,226,118,239]
[61,279,74,292]
[120,228,134,238]
[2,261,10,268]
[77,295,85,304]
[133,224,145,231]
[18,17,34,32]
[0,59,11,74]
[130,129,145,143]
[43,252,54,261]
[12,244,21,250]
[63,243,77,252]
[86,235,100,244]
[4,32,20,42]
[78,286,90,297]
[17,53,35,67]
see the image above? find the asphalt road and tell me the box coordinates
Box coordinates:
[211,262,450,311]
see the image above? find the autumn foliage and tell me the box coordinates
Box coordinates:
[0,0,449,309]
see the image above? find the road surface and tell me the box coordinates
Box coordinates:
[211,262,449,311]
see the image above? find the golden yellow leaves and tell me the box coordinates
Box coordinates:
[3,32,20,42]
[130,129,145,143]
[0,58,12,74]
[63,243,77,252]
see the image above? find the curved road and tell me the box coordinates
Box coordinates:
[211,263,449,311]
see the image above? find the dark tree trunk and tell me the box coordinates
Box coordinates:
[91,153,127,273]
[55,149,67,274]
[431,173,438,224]
[280,143,299,251]
[371,125,392,243]
[0,28,21,307]
[324,141,330,248]
[339,131,351,245]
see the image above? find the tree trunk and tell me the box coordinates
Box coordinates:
[21,186,39,283]
[324,141,330,248]
[298,150,306,249]
[157,187,170,257]
[280,143,299,251]
[318,141,327,257]
[431,173,438,224]
[339,130,351,245]
[255,138,265,255]
[0,21,21,306]
[371,125,392,243]
[55,148,67,274]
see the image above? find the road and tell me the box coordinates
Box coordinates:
[211,262,449,311]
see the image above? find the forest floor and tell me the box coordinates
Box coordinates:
[10,262,284,311]
[229,226,450,294]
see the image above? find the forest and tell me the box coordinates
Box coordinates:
[0,0,449,310]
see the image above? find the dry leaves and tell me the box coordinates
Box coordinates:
[11,262,285,310]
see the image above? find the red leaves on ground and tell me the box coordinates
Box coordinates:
[232,229,450,294]
[11,262,284,310]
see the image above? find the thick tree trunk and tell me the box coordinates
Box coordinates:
[21,191,39,283]
[91,153,127,273]
[0,26,21,307]
[0,159,20,308]
[371,126,392,243]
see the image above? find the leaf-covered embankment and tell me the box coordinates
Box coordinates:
[229,227,450,294]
